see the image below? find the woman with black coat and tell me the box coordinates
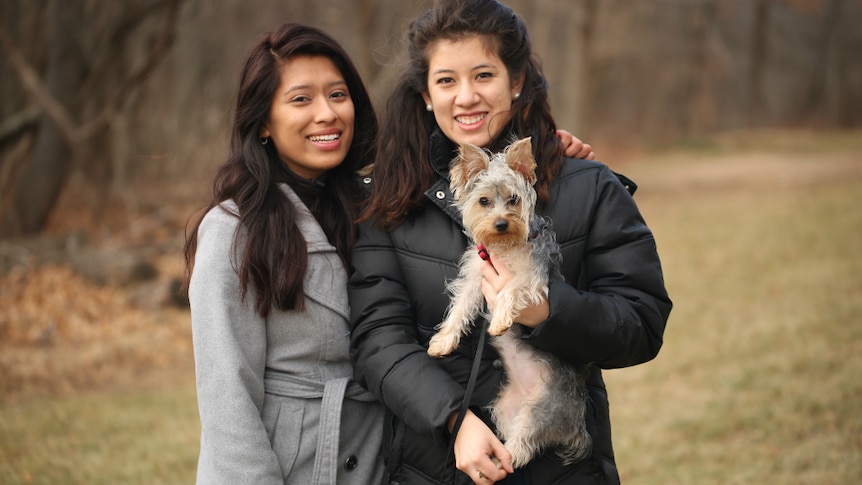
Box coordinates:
[348,1,672,484]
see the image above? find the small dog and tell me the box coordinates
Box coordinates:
[427,137,591,468]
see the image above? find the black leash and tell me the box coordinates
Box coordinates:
[439,318,489,485]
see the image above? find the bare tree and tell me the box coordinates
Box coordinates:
[0,1,85,236]
[803,0,843,118]
[0,0,182,238]
[748,0,771,126]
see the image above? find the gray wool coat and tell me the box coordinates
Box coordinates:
[190,184,385,485]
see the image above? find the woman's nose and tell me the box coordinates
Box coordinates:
[314,99,338,123]
[455,82,479,106]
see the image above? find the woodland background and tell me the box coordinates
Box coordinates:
[1,0,861,483]
[1,0,860,237]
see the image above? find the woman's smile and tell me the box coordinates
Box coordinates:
[423,36,522,148]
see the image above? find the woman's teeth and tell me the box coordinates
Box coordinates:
[456,114,485,124]
[309,133,339,142]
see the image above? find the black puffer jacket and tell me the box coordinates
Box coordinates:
[349,131,672,485]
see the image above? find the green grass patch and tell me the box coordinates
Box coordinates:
[0,383,199,484]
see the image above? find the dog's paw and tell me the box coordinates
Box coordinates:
[505,439,535,469]
[488,321,512,337]
[488,311,515,336]
[427,332,458,357]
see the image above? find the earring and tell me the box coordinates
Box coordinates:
[513,92,521,100]
[260,136,269,145]
[426,104,433,112]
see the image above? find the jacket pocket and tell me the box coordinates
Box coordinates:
[262,396,304,481]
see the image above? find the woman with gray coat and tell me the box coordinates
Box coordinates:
[184,23,384,484]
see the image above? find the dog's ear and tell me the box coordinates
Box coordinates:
[450,143,489,194]
[506,137,537,185]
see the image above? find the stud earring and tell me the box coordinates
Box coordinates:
[513,92,521,100]
[426,104,433,112]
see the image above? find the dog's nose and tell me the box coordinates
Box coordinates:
[494,219,509,232]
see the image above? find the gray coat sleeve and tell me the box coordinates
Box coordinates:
[190,205,283,485]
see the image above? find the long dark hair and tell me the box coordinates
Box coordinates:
[184,23,377,317]
[361,0,561,230]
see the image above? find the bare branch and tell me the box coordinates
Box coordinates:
[82,0,183,99]
[0,0,180,150]
[118,0,181,95]
[0,105,41,145]
[80,0,183,143]
[0,25,78,146]
[112,0,183,43]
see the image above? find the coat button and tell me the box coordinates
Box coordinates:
[435,190,446,199]
[492,359,503,369]
[344,455,358,471]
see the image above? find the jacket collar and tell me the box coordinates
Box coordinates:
[424,128,464,228]
[428,127,458,179]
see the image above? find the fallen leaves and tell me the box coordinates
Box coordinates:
[0,263,192,400]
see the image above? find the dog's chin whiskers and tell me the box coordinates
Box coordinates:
[477,235,524,249]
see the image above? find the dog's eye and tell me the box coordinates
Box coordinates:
[508,195,520,205]
[479,197,491,207]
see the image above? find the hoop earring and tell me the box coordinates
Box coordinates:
[426,104,433,112]
[260,136,269,145]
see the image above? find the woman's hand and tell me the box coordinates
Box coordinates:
[480,252,549,328]
[557,129,595,160]
[450,409,514,483]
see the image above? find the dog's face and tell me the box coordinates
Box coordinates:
[449,137,538,248]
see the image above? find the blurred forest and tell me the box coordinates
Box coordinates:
[1,0,860,240]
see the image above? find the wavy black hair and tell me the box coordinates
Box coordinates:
[184,23,377,316]
[361,0,561,230]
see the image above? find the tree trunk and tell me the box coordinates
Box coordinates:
[803,0,843,118]
[748,0,770,126]
[0,0,85,237]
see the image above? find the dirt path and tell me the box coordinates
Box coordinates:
[621,150,862,194]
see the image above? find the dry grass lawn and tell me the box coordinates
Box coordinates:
[604,130,862,484]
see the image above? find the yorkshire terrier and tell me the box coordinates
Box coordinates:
[427,137,592,468]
